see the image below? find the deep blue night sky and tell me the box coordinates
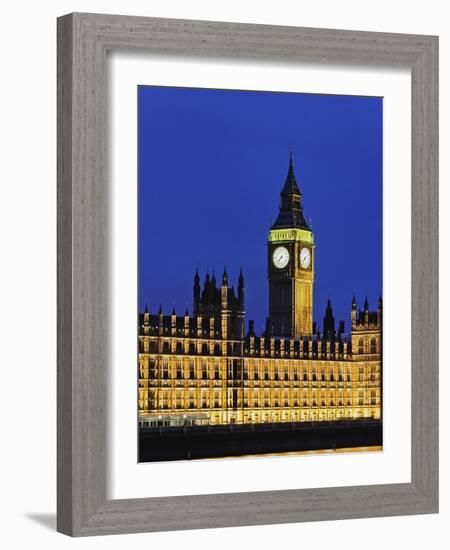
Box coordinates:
[138,86,382,334]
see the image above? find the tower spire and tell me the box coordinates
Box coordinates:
[238,267,245,307]
[323,299,335,340]
[193,268,201,314]
[283,148,301,196]
[222,266,228,286]
[271,150,309,230]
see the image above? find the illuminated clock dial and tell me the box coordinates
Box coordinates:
[272,246,290,269]
[300,247,311,269]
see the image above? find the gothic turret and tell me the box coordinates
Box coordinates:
[322,299,336,340]
[202,271,211,304]
[351,295,357,326]
[238,267,245,308]
[222,266,228,286]
[211,270,217,301]
[351,295,381,329]
[190,267,245,340]
[377,295,383,326]
[364,296,369,324]
[193,268,200,313]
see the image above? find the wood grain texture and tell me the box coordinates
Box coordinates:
[410,36,439,506]
[57,13,74,535]
[57,12,439,537]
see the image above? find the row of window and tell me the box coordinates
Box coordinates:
[140,399,380,410]
[139,340,364,357]
[140,389,379,410]
[141,341,242,355]
[139,364,379,382]
[141,336,379,351]
[140,372,380,383]
[142,389,378,398]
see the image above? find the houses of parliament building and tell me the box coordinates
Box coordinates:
[138,153,382,427]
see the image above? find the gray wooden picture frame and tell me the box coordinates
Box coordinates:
[57,12,438,537]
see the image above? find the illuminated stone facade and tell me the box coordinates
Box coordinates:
[138,155,382,426]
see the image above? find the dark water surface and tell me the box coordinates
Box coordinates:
[139,420,382,462]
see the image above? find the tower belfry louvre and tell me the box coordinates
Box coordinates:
[138,154,382,428]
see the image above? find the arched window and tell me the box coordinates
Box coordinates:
[358,338,364,354]
[370,338,377,354]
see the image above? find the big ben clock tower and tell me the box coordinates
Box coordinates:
[268,152,314,337]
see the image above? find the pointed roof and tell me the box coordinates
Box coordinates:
[281,149,302,197]
[271,151,310,230]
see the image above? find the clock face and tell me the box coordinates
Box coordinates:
[272,246,290,269]
[300,247,311,269]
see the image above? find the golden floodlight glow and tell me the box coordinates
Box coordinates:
[138,155,382,434]
[268,228,314,244]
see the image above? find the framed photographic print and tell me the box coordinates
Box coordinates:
[57,13,438,536]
